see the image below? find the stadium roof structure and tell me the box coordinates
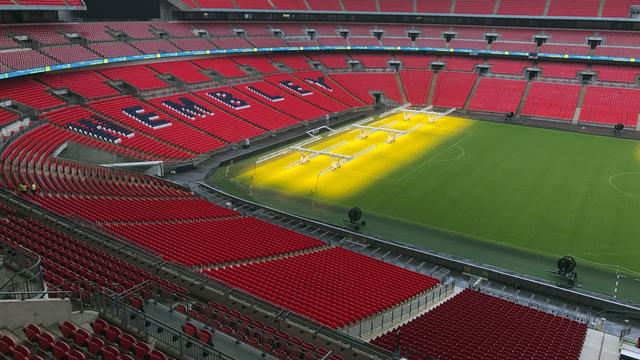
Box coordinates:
[0,0,87,11]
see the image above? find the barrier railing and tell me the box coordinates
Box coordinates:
[94,292,237,360]
[129,281,339,360]
[343,283,455,339]
[0,241,45,296]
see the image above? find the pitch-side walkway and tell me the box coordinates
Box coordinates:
[580,329,620,360]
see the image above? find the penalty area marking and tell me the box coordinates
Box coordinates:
[396,132,474,182]
[608,172,640,200]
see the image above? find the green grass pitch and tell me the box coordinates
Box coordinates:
[214,117,640,303]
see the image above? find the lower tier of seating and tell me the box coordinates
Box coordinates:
[468,78,527,114]
[28,195,239,223]
[371,289,587,360]
[0,209,185,295]
[2,319,174,360]
[206,247,439,329]
[579,86,640,127]
[522,82,581,121]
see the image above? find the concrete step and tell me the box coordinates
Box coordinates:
[462,75,482,111]
[427,71,439,106]
[573,83,588,124]
[515,80,533,117]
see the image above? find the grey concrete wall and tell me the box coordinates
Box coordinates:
[0,298,72,329]
[58,142,135,164]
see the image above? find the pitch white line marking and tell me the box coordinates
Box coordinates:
[397,132,474,182]
[608,172,640,200]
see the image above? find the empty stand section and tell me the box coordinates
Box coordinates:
[488,59,531,75]
[522,82,581,120]
[307,53,350,69]
[89,96,225,153]
[440,56,482,71]
[231,55,280,74]
[371,289,587,360]
[293,70,365,107]
[148,60,212,84]
[104,218,325,267]
[237,81,329,121]
[149,93,265,142]
[548,0,601,16]
[342,0,377,12]
[269,53,312,70]
[196,86,299,130]
[592,64,640,83]
[264,73,350,113]
[432,71,477,108]
[497,0,546,15]
[539,62,586,79]
[579,86,640,126]
[306,0,342,10]
[37,70,119,99]
[416,0,452,13]
[0,78,65,111]
[602,0,639,17]
[454,0,496,14]
[30,196,238,223]
[208,247,439,328]
[330,72,404,105]
[99,65,168,91]
[192,57,248,78]
[400,70,434,106]
[0,209,184,294]
[45,105,194,160]
[350,54,392,68]
[379,0,413,12]
[468,78,526,114]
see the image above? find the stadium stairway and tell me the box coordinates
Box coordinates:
[572,83,589,124]
[394,72,409,105]
[462,74,482,111]
[515,79,534,118]
[426,71,439,106]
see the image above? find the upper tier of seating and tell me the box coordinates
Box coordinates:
[3,22,640,75]
[371,289,587,360]
[207,247,439,328]
[0,0,86,9]
[173,0,639,18]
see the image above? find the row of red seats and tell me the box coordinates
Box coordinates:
[194,86,300,131]
[147,93,266,143]
[28,195,239,223]
[88,96,226,154]
[371,289,587,360]
[400,69,434,106]
[468,78,527,114]
[103,217,326,267]
[46,106,195,161]
[330,72,404,105]
[0,107,20,128]
[0,211,186,295]
[207,247,439,329]
[237,81,330,121]
[176,0,636,18]
[3,22,640,73]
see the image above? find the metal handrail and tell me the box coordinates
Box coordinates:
[0,242,45,295]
